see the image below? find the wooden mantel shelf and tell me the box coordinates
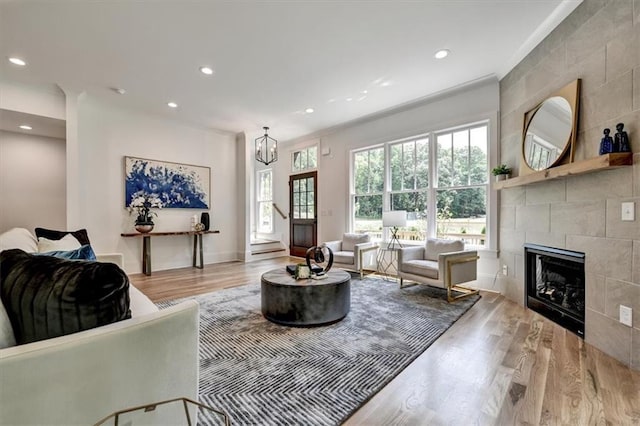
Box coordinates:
[493,152,633,190]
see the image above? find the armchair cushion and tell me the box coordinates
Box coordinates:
[341,233,370,252]
[333,251,355,265]
[323,240,342,252]
[424,238,463,261]
[401,259,439,279]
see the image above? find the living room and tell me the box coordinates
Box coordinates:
[0,0,638,424]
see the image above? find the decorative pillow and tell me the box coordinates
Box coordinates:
[342,233,370,252]
[35,244,97,261]
[0,299,17,349]
[34,227,91,246]
[424,238,464,261]
[0,249,131,345]
[37,234,81,253]
[0,227,38,253]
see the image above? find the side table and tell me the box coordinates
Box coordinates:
[376,246,400,280]
[94,397,229,426]
[121,230,220,276]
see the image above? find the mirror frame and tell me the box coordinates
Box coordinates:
[521,79,581,175]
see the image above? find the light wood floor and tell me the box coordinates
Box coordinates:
[130,257,640,426]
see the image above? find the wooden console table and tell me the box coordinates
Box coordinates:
[121,230,220,276]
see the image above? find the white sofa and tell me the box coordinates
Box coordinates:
[0,228,200,425]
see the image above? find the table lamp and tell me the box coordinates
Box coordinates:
[383,210,407,249]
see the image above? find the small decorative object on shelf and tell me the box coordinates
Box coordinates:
[599,128,613,155]
[128,191,162,233]
[201,212,210,231]
[305,246,334,276]
[615,122,630,153]
[491,164,512,181]
[194,222,205,232]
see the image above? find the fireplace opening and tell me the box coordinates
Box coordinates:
[524,244,585,337]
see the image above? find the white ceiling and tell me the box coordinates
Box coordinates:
[0,1,581,142]
[0,108,66,139]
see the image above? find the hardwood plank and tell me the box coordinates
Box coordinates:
[129,258,640,425]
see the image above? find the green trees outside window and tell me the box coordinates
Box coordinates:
[352,123,488,246]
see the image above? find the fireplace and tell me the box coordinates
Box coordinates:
[524,244,585,337]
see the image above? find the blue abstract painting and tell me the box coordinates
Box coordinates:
[125,156,210,209]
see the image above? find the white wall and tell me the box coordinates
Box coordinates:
[1,80,241,273]
[67,95,239,273]
[0,130,66,233]
[272,78,501,289]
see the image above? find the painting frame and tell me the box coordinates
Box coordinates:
[124,156,211,209]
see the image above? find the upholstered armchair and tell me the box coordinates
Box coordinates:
[397,238,478,302]
[323,233,378,278]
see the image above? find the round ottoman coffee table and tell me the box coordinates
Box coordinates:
[261,268,351,326]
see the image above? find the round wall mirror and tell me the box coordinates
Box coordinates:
[523,96,573,171]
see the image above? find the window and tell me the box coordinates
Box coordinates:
[390,138,429,240]
[292,146,317,172]
[257,169,273,233]
[353,147,384,234]
[436,125,488,246]
[292,175,315,219]
[351,122,489,247]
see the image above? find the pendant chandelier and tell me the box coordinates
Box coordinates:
[255,126,278,166]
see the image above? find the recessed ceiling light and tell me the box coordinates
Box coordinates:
[305,108,314,113]
[380,81,392,87]
[167,102,178,108]
[199,66,214,75]
[357,96,367,101]
[19,125,32,130]
[362,90,368,94]
[8,57,26,66]
[434,49,450,59]
[346,97,353,102]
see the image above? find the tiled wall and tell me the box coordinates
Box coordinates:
[499,0,639,368]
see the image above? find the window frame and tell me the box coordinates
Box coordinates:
[291,145,318,173]
[350,145,385,237]
[350,120,492,250]
[256,168,273,234]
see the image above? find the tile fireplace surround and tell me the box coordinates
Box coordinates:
[498,1,639,369]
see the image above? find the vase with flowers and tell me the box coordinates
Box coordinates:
[128,192,163,233]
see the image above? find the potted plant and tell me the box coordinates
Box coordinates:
[491,164,512,181]
[128,192,163,233]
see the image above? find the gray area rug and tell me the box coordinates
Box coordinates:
[158,275,479,425]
